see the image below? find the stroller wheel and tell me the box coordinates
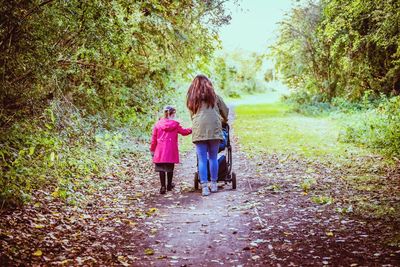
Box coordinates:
[231,172,237,190]
[194,172,199,190]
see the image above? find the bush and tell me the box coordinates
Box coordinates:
[0,100,149,207]
[332,91,390,113]
[340,96,400,158]
[282,91,335,116]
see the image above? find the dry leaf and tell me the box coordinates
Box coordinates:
[144,248,154,255]
[33,249,43,257]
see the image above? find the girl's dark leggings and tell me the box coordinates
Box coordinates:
[159,172,173,188]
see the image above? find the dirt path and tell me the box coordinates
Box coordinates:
[133,143,264,266]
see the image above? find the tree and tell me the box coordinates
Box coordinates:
[271,0,400,101]
[0,0,232,125]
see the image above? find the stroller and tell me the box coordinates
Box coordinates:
[193,123,237,190]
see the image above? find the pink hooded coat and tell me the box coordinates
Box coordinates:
[150,118,192,163]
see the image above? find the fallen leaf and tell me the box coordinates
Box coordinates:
[157,255,167,259]
[117,256,129,267]
[59,259,72,264]
[251,255,260,261]
[33,249,43,257]
[144,248,154,255]
[146,208,158,216]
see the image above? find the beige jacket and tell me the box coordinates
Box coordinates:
[190,95,229,143]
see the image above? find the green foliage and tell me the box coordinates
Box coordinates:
[321,0,400,98]
[265,184,282,193]
[339,96,400,157]
[282,91,335,116]
[0,100,143,205]
[311,195,334,205]
[263,69,274,82]
[208,51,266,97]
[300,178,317,193]
[1,0,231,123]
[271,0,400,101]
[270,1,330,98]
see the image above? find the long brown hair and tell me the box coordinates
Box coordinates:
[186,74,216,114]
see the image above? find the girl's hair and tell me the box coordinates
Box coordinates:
[164,105,176,118]
[186,74,216,114]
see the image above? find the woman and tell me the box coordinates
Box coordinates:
[187,74,229,196]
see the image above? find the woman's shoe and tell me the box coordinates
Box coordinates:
[160,186,166,194]
[210,181,218,193]
[201,183,210,196]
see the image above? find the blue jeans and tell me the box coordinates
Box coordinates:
[195,140,220,184]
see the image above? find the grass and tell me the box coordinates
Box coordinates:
[233,94,369,160]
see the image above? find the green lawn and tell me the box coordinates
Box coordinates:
[233,94,367,160]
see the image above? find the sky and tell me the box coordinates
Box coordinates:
[219,0,294,53]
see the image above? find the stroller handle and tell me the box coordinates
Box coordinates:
[222,121,230,130]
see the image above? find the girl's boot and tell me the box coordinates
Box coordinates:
[160,186,166,194]
[167,172,175,191]
[160,173,166,194]
[201,183,210,196]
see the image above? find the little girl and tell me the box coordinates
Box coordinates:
[150,106,192,194]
